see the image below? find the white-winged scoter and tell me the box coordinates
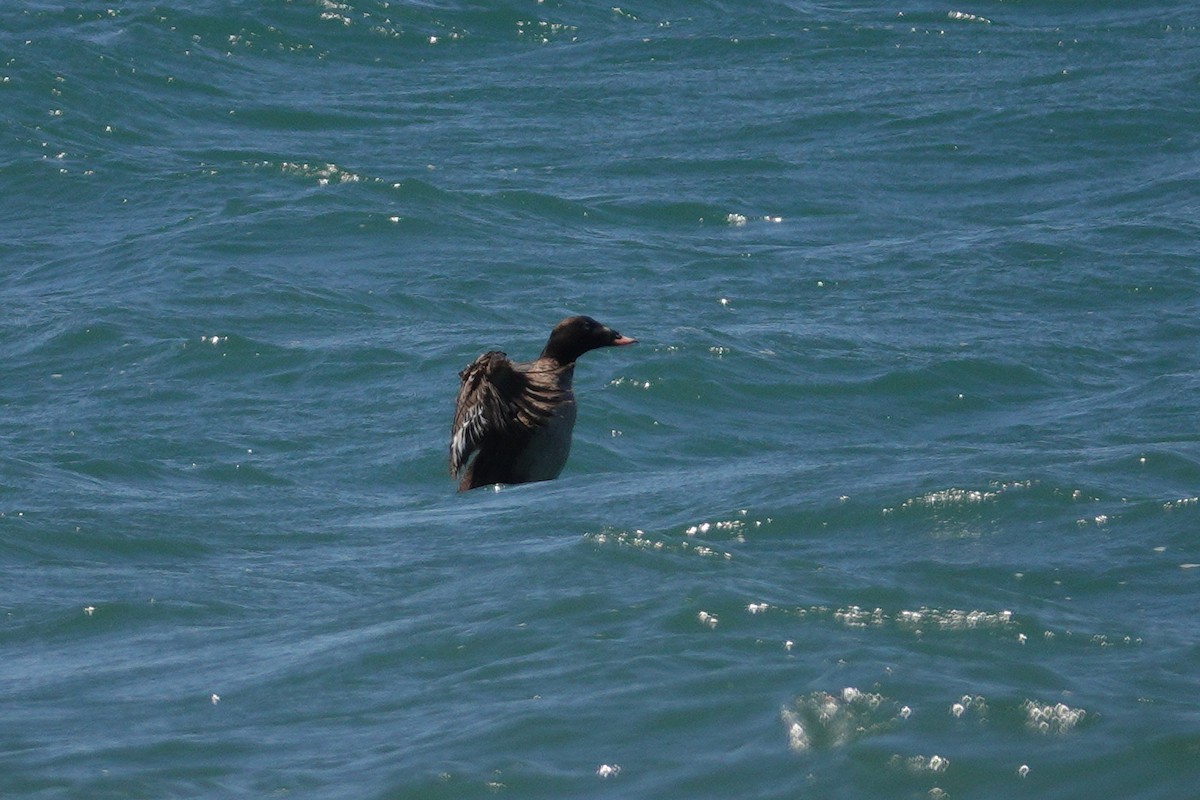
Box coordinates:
[450,316,636,492]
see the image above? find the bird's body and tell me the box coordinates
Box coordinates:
[450,316,635,492]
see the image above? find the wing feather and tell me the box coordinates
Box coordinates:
[449,352,563,477]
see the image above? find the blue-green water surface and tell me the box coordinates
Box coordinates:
[3,2,1199,798]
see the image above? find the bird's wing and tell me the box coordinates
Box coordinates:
[449,352,563,477]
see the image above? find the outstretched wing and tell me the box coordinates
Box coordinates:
[449,352,563,477]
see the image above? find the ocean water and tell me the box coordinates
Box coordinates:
[3,1,1199,797]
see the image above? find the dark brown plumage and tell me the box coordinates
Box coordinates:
[450,316,636,492]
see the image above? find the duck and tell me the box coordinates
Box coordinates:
[450,316,637,492]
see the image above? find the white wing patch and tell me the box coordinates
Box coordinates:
[449,404,485,476]
[449,351,567,483]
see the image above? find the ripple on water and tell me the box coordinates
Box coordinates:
[780,687,910,753]
[779,685,1095,797]
[584,510,773,562]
